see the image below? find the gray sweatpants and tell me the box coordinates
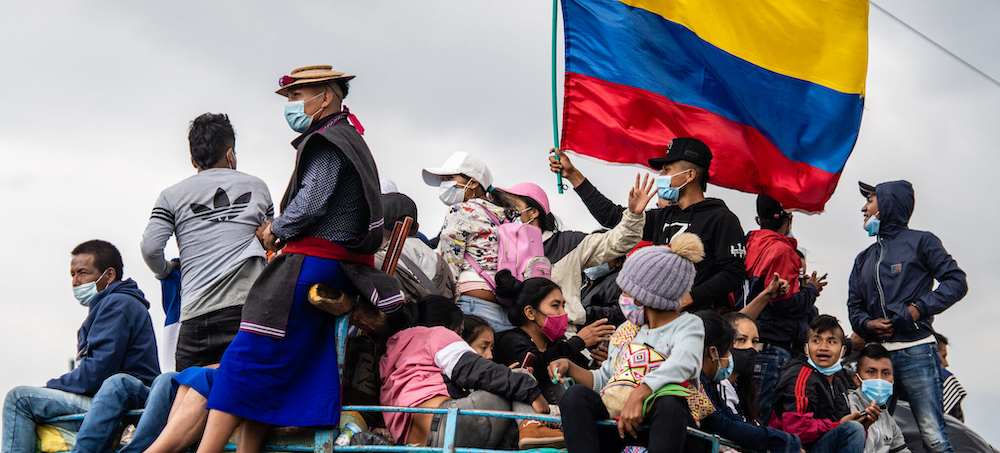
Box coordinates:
[425,391,534,448]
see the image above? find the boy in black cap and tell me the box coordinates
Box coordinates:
[376,192,456,301]
[550,138,745,312]
[740,194,827,424]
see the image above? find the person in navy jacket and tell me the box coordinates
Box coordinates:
[2,240,159,453]
[847,181,967,453]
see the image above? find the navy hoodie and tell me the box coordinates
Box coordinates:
[847,181,968,343]
[46,278,160,396]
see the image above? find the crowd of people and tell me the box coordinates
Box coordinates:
[1,65,971,453]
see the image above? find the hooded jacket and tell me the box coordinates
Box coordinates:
[847,181,967,343]
[574,179,746,312]
[46,279,160,396]
[742,229,818,346]
[769,356,851,445]
[847,387,911,453]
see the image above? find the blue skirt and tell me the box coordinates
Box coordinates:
[173,367,217,398]
[207,255,350,427]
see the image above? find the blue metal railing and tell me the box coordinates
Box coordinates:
[41,314,739,453]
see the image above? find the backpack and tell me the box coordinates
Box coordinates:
[463,202,552,294]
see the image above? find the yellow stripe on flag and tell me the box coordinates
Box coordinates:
[618,0,868,94]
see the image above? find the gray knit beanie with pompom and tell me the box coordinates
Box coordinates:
[615,233,705,311]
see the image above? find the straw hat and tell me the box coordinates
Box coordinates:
[276,65,355,96]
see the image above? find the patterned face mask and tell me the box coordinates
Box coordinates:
[618,294,645,326]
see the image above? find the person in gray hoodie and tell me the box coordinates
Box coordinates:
[847,180,967,453]
[848,344,911,453]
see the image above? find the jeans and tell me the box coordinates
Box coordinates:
[2,387,93,453]
[560,384,694,453]
[70,374,151,453]
[457,295,515,333]
[118,372,178,453]
[890,342,953,453]
[806,421,865,453]
[753,343,792,426]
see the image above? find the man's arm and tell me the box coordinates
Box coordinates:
[271,144,345,240]
[688,214,746,307]
[139,194,176,280]
[550,148,655,232]
[46,302,134,396]
[912,233,968,319]
[846,254,876,339]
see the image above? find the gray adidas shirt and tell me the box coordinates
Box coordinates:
[140,168,273,321]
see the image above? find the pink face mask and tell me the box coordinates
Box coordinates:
[618,294,645,326]
[539,313,568,342]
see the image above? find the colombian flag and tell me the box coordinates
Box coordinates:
[560,0,868,212]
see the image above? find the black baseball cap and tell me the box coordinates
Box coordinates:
[648,137,713,171]
[757,194,790,221]
[859,181,876,198]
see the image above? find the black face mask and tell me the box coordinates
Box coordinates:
[731,347,758,376]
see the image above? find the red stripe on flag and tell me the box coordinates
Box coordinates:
[561,73,842,212]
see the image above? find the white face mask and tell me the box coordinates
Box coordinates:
[438,180,468,206]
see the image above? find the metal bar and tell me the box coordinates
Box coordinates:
[335,314,350,378]
[442,407,458,453]
[314,428,335,453]
[43,410,143,423]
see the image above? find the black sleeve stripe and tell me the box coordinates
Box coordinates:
[149,213,174,223]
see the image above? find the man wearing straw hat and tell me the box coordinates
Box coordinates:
[194,66,400,453]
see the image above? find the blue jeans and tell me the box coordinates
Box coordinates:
[2,387,93,453]
[118,372,178,453]
[457,295,515,332]
[70,374,151,453]
[754,343,792,425]
[891,342,953,453]
[806,421,865,453]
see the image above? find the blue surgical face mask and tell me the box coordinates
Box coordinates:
[584,263,612,281]
[73,269,109,307]
[806,347,845,376]
[864,211,880,236]
[284,92,326,133]
[655,170,691,202]
[859,375,893,405]
[712,351,734,382]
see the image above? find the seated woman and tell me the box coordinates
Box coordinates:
[496,176,651,327]
[549,236,707,453]
[378,296,562,449]
[695,310,802,453]
[719,312,762,424]
[423,152,509,332]
[492,270,615,404]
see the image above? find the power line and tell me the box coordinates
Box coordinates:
[870,1,1000,90]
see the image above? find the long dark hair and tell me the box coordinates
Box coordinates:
[495,270,562,327]
[722,312,762,425]
[416,295,465,332]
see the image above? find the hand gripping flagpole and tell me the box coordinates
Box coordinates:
[552,0,564,194]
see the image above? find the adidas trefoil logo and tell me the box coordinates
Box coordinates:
[190,188,252,222]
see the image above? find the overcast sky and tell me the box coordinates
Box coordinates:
[2,0,998,447]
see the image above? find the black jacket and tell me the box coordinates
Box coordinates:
[543,230,589,264]
[770,357,851,445]
[445,352,541,403]
[581,270,625,326]
[494,328,590,403]
[574,179,746,311]
[847,181,967,343]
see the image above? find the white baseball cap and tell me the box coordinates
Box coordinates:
[422,152,494,189]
